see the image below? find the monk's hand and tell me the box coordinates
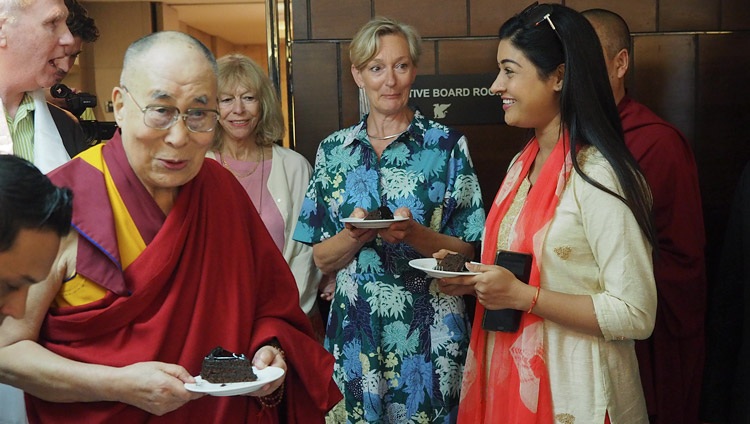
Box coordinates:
[250,345,287,397]
[116,361,202,416]
[345,208,377,244]
[378,207,413,244]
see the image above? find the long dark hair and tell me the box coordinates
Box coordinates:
[499,2,656,247]
[0,156,73,251]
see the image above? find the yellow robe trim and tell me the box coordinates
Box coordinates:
[54,145,148,307]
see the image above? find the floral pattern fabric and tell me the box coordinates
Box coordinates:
[293,112,485,423]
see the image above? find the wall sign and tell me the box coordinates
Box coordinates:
[408,73,504,125]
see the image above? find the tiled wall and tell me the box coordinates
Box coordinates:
[289,0,750,278]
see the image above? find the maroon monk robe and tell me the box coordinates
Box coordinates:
[32,135,341,423]
[619,95,707,424]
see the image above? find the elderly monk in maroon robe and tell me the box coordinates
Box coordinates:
[0,31,341,423]
[584,9,707,424]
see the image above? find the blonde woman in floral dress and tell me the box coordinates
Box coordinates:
[293,17,485,424]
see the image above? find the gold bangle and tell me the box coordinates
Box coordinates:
[527,286,541,314]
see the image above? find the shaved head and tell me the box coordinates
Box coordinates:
[582,9,631,59]
[120,31,217,87]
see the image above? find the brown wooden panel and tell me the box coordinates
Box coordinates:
[438,39,499,75]
[417,40,436,75]
[631,34,696,142]
[375,0,467,37]
[310,0,371,40]
[285,0,750,284]
[455,124,529,213]
[290,43,340,163]
[470,0,555,36]
[567,0,656,32]
[694,32,750,276]
[722,0,750,30]
[291,0,309,40]
[658,0,720,31]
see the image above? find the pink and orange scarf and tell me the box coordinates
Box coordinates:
[458,134,574,423]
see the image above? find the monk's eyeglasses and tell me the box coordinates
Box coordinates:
[120,86,219,133]
[518,2,561,40]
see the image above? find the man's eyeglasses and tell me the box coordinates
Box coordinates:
[120,86,219,133]
[518,2,559,37]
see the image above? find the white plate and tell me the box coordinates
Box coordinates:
[340,216,409,229]
[184,366,285,396]
[408,258,481,278]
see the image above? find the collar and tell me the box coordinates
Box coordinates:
[30,89,70,173]
[7,92,35,125]
[617,94,632,113]
[342,109,426,149]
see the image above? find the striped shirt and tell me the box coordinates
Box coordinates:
[7,93,35,161]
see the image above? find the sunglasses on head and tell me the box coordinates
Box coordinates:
[518,2,559,37]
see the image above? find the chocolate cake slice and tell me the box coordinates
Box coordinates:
[436,253,469,272]
[200,346,257,384]
[365,205,394,220]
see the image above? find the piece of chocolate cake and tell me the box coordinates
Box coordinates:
[365,205,394,220]
[200,346,258,384]
[436,253,469,272]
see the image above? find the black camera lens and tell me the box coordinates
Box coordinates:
[50,84,72,99]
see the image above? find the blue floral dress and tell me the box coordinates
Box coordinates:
[293,111,485,424]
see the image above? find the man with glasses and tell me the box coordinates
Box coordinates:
[0,31,340,423]
[583,9,706,424]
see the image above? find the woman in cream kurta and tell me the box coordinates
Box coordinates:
[453,145,656,423]
[439,4,657,423]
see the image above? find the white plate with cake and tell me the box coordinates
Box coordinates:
[340,206,408,229]
[340,215,408,229]
[185,366,285,396]
[409,257,481,279]
[184,346,285,396]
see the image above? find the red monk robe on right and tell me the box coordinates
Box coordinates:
[620,95,707,424]
[584,9,707,424]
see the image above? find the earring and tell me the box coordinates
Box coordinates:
[358,86,369,120]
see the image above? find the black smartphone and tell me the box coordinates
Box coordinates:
[481,250,533,332]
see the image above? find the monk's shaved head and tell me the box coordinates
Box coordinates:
[120,31,217,87]
[582,9,631,60]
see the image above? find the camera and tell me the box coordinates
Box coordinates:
[50,84,118,145]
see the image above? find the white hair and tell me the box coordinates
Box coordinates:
[0,0,32,22]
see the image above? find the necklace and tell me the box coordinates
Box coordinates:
[221,147,264,178]
[367,131,405,141]
[257,151,265,215]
